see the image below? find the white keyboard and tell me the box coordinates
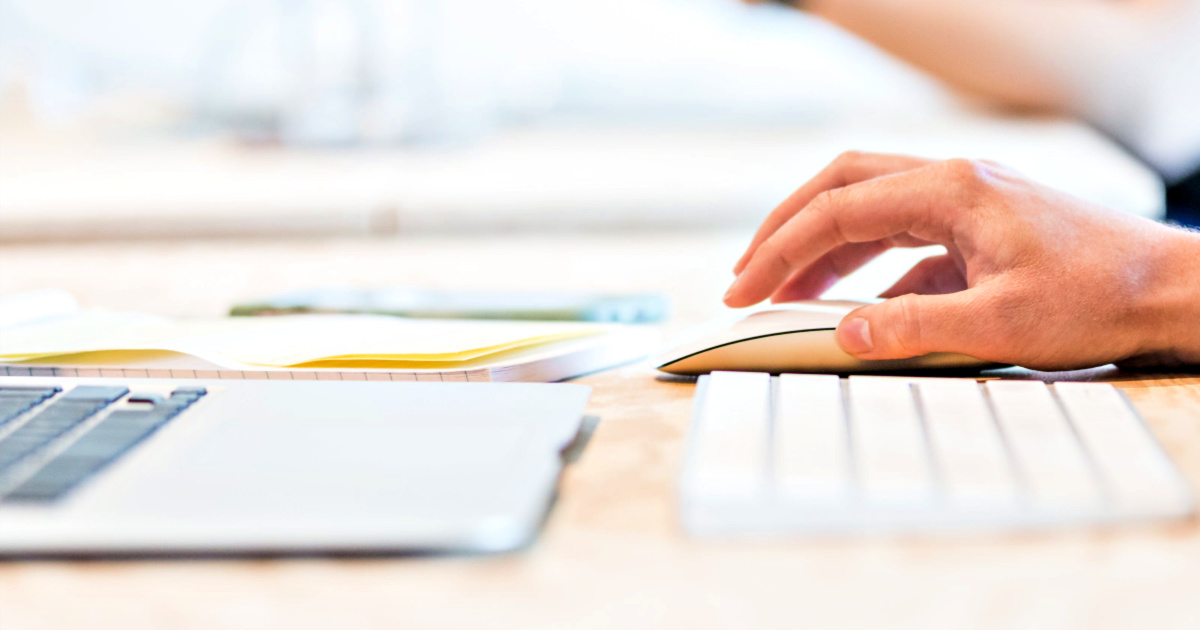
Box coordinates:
[681,372,1195,535]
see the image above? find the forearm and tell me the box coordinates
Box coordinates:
[805,0,1154,112]
[1135,227,1200,366]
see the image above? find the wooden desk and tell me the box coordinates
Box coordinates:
[1,234,1197,630]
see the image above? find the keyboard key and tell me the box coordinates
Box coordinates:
[682,374,1194,537]
[99,409,174,432]
[0,387,59,427]
[1054,382,1191,515]
[775,374,850,502]
[848,376,934,507]
[1,388,205,502]
[69,425,153,453]
[3,479,74,502]
[0,397,42,426]
[23,400,107,423]
[687,371,771,500]
[168,387,207,404]
[52,437,128,460]
[985,381,1102,511]
[0,386,60,398]
[59,386,128,403]
[5,452,114,500]
[915,379,1017,508]
[0,400,109,472]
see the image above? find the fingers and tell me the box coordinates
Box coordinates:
[725,160,976,308]
[878,254,967,298]
[768,241,890,302]
[770,235,944,303]
[732,152,934,275]
[834,290,992,360]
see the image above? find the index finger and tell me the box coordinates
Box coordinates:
[725,160,970,308]
[733,152,934,275]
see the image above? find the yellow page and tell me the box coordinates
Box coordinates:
[0,312,250,360]
[0,312,609,368]
[171,315,607,366]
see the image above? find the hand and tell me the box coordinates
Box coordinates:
[725,152,1200,371]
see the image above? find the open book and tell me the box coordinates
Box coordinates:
[0,291,657,382]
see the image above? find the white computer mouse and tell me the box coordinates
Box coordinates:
[654,300,998,375]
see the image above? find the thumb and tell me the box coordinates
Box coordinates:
[835,291,987,360]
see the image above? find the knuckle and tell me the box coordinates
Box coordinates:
[760,235,797,271]
[978,159,1009,172]
[833,150,867,167]
[942,158,984,185]
[826,150,871,185]
[808,189,851,244]
[809,188,837,214]
[940,158,996,208]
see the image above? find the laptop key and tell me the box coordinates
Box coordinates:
[0,400,110,473]
[95,410,172,433]
[3,480,70,501]
[0,386,61,398]
[0,398,42,426]
[6,428,155,501]
[59,386,128,403]
[0,386,59,427]
[21,401,107,423]
[2,389,205,502]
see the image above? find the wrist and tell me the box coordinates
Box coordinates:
[1131,227,1200,367]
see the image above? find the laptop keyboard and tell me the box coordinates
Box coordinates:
[681,372,1195,535]
[0,384,207,503]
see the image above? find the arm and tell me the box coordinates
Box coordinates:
[726,152,1200,371]
[805,0,1171,112]
[745,0,1200,177]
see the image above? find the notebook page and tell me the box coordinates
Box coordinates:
[168,315,609,366]
[0,312,611,368]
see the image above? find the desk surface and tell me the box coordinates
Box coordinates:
[1,233,1197,630]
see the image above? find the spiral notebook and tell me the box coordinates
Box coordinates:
[0,291,656,383]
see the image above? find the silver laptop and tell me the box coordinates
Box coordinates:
[0,377,590,557]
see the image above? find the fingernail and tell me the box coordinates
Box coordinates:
[839,318,873,354]
[723,275,742,302]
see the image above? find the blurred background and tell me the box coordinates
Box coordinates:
[0,0,1194,240]
[0,0,958,143]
